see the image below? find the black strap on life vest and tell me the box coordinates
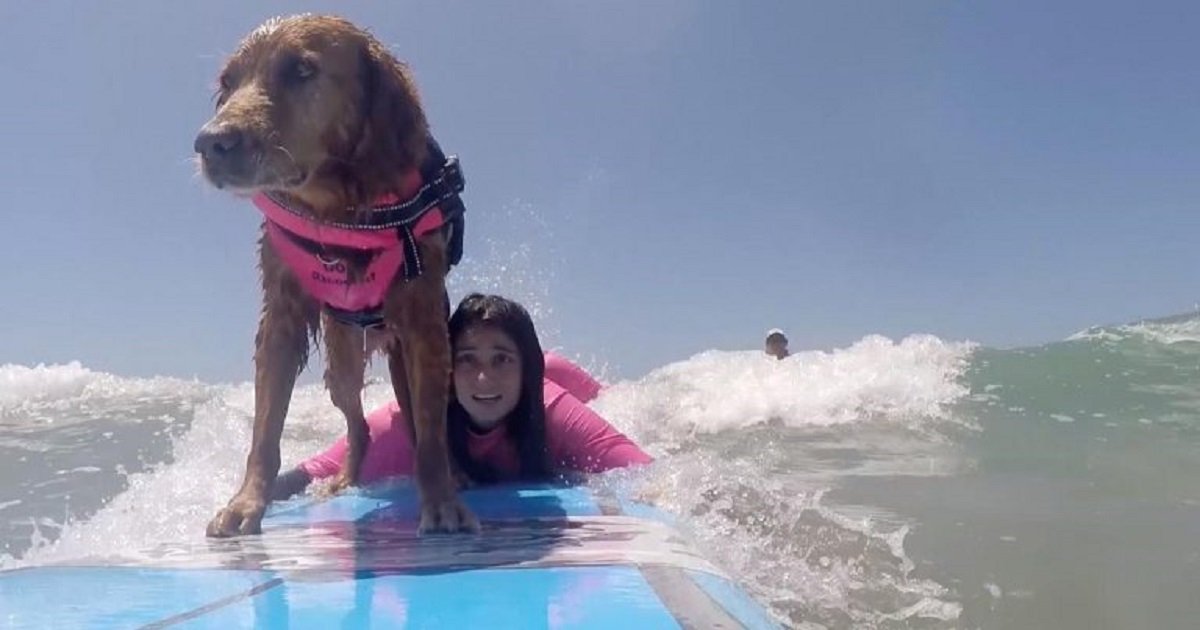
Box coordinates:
[261,136,467,329]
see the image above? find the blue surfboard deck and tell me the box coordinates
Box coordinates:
[0,482,779,629]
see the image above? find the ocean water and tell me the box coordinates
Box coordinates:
[4,311,1199,628]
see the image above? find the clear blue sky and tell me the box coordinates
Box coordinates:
[1,1,1197,382]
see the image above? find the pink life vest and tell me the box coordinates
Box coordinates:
[251,140,466,327]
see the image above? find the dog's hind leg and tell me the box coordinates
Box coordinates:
[324,316,371,494]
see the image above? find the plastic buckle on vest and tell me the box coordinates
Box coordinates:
[325,305,385,330]
[435,156,465,198]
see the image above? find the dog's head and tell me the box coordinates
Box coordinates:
[194,15,428,211]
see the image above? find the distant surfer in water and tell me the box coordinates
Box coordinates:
[764,328,790,360]
[272,294,651,499]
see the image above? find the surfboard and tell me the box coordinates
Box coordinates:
[0,482,778,628]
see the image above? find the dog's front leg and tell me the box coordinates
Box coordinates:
[207,250,316,537]
[386,242,478,534]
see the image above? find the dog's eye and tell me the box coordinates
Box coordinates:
[287,58,317,84]
[213,73,236,108]
[213,81,229,108]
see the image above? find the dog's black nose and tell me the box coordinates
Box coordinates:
[194,123,244,160]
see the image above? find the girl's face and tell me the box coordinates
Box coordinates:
[453,324,523,431]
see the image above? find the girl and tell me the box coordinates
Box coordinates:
[273,294,650,499]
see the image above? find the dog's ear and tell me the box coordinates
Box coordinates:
[351,37,428,196]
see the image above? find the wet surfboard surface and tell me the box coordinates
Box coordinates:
[0,482,779,628]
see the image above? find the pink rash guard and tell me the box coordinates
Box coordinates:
[298,353,650,482]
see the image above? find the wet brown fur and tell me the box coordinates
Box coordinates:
[195,15,475,537]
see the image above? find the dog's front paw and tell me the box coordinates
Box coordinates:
[325,469,356,496]
[418,496,480,535]
[206,491,267,538]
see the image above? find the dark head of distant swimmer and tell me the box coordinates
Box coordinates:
[765,329,789,360]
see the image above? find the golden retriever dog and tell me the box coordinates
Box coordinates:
[194,14,476,536]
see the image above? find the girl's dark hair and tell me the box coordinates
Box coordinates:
[447,293,550,483]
